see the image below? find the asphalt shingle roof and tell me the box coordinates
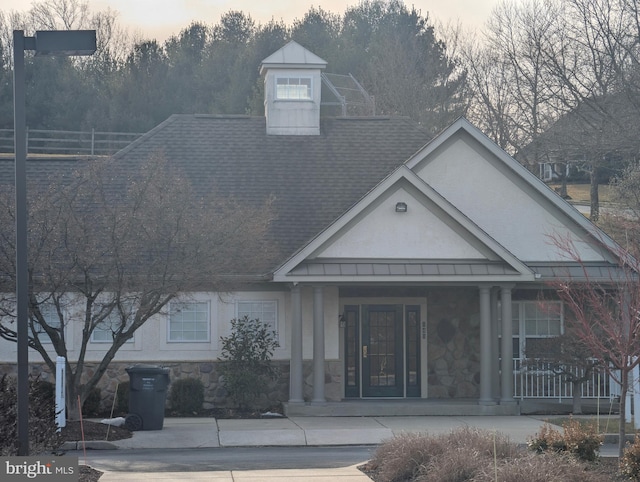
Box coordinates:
[0,115,431,275]
[110,115,431,269]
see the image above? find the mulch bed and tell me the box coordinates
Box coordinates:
[59,420,132,443]
[59,420,132,482]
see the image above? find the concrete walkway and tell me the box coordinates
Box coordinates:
[76,415,619,481]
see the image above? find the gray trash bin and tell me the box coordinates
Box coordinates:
[125,365,170,431]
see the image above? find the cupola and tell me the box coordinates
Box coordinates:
[260,41,327,135]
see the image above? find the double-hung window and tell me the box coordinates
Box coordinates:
[169,302,210,342]
[34,302,62,341]
[237,300,278,338]
[91,307,133,343]
[276,77,312,100]
[512,301,563,358]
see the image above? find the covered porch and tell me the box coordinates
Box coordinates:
[284,282,525,415]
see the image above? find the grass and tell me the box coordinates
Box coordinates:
[546,415,636,435]
[548,183,613,204]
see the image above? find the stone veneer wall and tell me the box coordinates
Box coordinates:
[427,287,481,398]
[0,359,343,413]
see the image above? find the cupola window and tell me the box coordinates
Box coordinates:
[276,76,312,100]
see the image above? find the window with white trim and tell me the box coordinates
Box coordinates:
[276,77,312,100]
[91,307,133,343]
[237,301,278,337]
[34,302,62,341]
[169,302,210,342]
[511,301,563,358]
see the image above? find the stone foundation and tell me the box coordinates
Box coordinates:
[0,359,344,413]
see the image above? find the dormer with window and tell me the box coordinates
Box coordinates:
[260,41,327,135]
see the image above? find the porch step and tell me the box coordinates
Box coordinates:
[284,399,520,417]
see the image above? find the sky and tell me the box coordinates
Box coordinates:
[1,0,499,42]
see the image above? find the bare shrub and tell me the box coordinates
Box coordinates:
[370,427,518,482]
[368,426,612,482]
[621,435,640,480]
[488,452,607,482]
[416,446,490,481]
[368,432,441,481]
[528,419,602,462]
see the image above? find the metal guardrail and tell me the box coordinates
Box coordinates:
[0,128,143,156]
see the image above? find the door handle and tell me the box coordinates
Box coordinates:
[362,345,368,358]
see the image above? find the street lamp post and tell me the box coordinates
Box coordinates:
[13,29,96,456]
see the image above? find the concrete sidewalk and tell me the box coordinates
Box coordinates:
[78,415,552,450]
[98,464,372,481]
[78,415,620,481]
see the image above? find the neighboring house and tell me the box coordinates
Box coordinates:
[538,160,580,183]
[518,92,639,184]
[0,41,625,415]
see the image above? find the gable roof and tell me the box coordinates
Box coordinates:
[274,165,536,283]
[406,118,622,262]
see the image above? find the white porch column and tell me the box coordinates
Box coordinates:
[479,285,495,405]
[500,285,515,404]
[289,285,304,403]
[312,285,326,403]
[490,288,500,400]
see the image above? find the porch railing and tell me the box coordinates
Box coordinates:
[0,128,143,156]
[512,358,615,400]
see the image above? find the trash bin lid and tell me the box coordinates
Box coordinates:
[126,364,169,373]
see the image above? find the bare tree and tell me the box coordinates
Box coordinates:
[0,154,276,419]
[523,330,603,415]
[529,0,640,220]
[597,162,640,272]
[463,37,519,151]
[548,231,640,460]
[465,0,563,155]
[467,0,640,220]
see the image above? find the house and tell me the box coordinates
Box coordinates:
[0,41,624,415]
[517,92,638,184]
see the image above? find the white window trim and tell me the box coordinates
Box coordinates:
[34,302,63,343]
[168,301,211,343]
[90,310,135,344]
[236,300,279,340]
[274,76,313,100]
[512,301,564,358]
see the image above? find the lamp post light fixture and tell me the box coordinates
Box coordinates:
[13,29,96,456]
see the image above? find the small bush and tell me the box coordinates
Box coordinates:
[82,387,102,417]
[527,423,566,454]
[561,418,602,462]
[32,380,55,403]
[169,378,204,415]
[219,316,280,410]
[0,374,60,455]
[622,435,640,480]
[528,418,602,462]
